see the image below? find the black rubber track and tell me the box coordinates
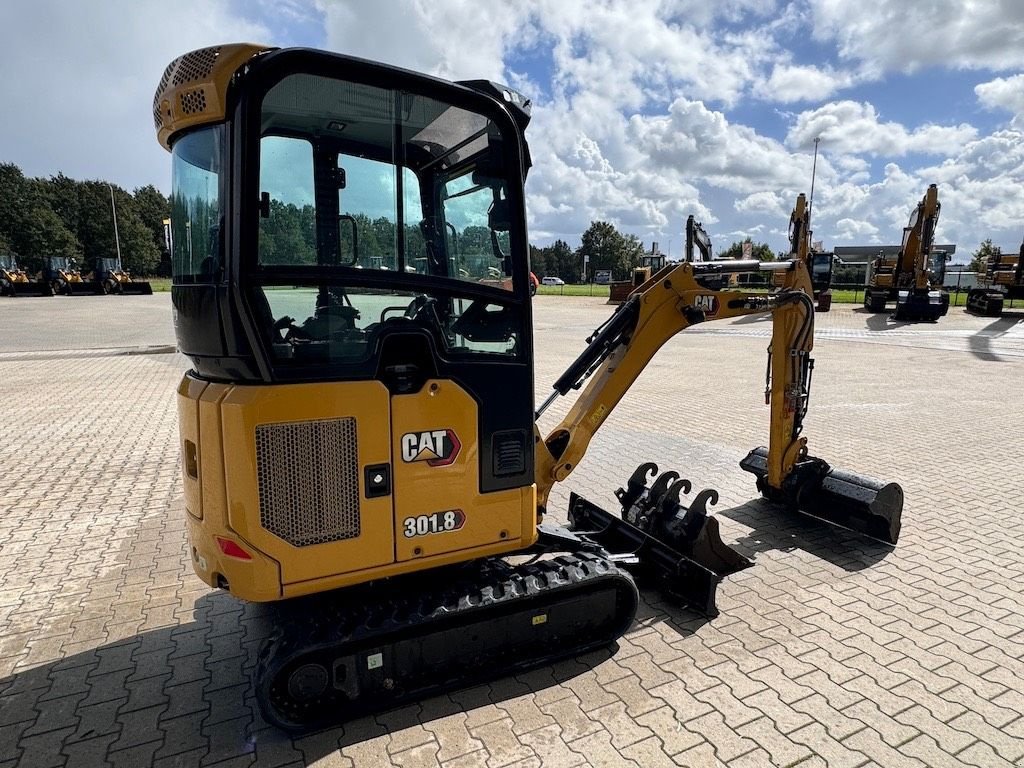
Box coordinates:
[255,551,639,732]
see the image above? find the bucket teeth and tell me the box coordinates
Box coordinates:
[569,464,751,616]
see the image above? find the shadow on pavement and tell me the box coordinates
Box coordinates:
[716,498,894,571]
[730,312,773,325]
[0,584,634,764]
[968,314,1024,362]
[858,308,918,331]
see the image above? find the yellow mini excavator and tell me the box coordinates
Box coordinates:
[155,44,904,731]
[863,184,949,321]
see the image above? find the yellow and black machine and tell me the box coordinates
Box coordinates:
[608,251,666,304]
[0,254,47,296]
[773,195,834,311]
[91,257,154,295]
[40,256,103,296]
[155,44,904,731]
[863,184,949,320]
[967,236,1024,316]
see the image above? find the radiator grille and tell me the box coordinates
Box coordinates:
[256,418,361,547]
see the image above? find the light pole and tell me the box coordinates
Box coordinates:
[808,137,820,225]
[106,183,122,267]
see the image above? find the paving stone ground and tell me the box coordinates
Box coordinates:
[1,294,1023,767]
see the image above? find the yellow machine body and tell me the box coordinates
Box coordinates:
[177,375,536,601]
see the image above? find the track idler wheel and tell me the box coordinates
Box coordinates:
[740,446,903,544]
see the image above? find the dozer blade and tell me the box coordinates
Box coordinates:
[740,446,903,544]
[65,281,103,295]
[256,551,637,732]
[566,464,751,616]
[119,281,154,295]
[7,282,48,297]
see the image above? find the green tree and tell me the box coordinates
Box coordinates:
[133,185,171,258]
[971,238,1000,272]
[720,237,775,261]
[577,221,643,281]
[530,240,578,281]
[0,164,81,272]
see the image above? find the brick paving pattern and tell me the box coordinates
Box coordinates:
[1,295,1023,766]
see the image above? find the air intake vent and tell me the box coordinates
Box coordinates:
[492,430,527,477]
[171,46,221,86]
[256,418,361,547]
[179,88,208,115]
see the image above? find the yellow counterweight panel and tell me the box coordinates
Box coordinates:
[176,376,207,520]
[391,379,533,560]
[184,509,282,602]
[220,380,395,584]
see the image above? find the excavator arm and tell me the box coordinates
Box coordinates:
[535,258,815,505]
[532,223,903,614]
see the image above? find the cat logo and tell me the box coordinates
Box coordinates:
[400,429,461,466]
[694,294,719,317]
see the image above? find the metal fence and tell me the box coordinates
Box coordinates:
[538,268,1024,308]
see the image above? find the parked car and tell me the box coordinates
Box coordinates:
[541,276,565,286]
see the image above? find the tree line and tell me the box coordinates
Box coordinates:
[257,199,511,278]
[0,162,167,276]
[530,221,778,283]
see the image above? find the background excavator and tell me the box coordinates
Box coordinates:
[774,195,834,311]
[967,236,1024,316]
[156,44,904,732]
[863,184,949,321]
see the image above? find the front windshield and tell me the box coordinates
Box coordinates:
[253,72,523,365]
[930,251,947,284]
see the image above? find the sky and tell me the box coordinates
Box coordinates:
[1,0,1023,262]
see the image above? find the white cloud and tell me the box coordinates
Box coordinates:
[975,74,1024,126]
[735,191,791,218]
[0,1,270,190]
[629,98,821,194]
[834,217,879,240]
[759,63,854,103]
[787,101,978,156]
[808,0,1024,76]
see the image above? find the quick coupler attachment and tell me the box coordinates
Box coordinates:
[739,446,903,544]
[567,463,751,616]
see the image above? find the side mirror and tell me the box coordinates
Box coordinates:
[487,199,511,232]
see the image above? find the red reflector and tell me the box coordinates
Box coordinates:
[216,537,252,560]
